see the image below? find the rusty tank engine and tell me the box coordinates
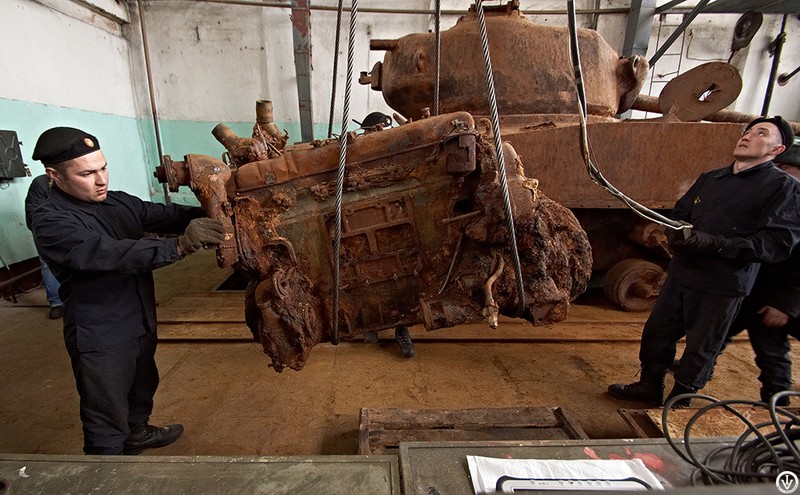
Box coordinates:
[157,101,593,372]
[359,0,753,311]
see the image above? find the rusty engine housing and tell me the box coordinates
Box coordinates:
[158,109,592,372]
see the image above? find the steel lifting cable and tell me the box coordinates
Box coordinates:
[565,0,691,233]
[327,0,345,138]
[433,0,441,115]
[475,0,527,316]
[332,0,359,345]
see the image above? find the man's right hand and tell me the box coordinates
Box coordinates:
[178,218,225,256]
[669,228,723,254]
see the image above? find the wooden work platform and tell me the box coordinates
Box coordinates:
[156,289,654,342]
[358,407,587,455]
[157,291,251,340]
[619,406,800,439]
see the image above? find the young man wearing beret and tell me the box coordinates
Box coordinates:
[608,116,800,408]
[29,126,225,455]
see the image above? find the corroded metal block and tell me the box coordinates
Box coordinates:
[157,107,592,372]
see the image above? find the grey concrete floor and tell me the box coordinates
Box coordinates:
[1,251,795,457]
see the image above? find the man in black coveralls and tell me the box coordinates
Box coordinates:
[29,126,225,454]
[608,116,799,408]
[724,152,800,406]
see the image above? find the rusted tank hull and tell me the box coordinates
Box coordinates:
[356,1,762,311]
[503,120,743,210]
[158,111,592,371]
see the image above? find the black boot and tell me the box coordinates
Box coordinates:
[123,423,184,455]
[761,388,790,407]
[395,325,415,358]
[608,370,665,406]
[665,381,698,408]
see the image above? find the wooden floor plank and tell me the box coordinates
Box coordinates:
[359,407,586,454]
[159,323,253,341]
[157,307,245,323]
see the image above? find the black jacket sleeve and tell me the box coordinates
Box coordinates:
[717,185,800,264]
[31,191,196,275]
[761,251,800,319]
[24,175,51,231]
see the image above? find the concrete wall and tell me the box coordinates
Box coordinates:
[1,0,799,268]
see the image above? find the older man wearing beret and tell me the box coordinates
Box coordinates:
[29,126,225,455]
[717,146,800,406]
[608,116,800,408]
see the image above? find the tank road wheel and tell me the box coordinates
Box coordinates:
[603,258,666,312]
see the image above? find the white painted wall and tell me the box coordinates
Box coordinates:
[134,0,434,134]
[4,1,136,117]
[1,0,154,199]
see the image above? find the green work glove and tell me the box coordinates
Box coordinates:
[178,218,225,256]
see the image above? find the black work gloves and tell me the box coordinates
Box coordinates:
[178,218,225,256]
[668,228,723,254]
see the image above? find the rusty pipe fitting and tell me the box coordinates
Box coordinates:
[183,154,237,267]
[254,100,288,151]
[213,123,273,166]
[370,39,399,51]
[255,100,275,124]
[482,256,505,329]
[153,154,190,192]
[212,123,244,150]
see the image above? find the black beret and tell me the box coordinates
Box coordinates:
[776,143,800,168]
[359,112,392,128]
[744,116,795,151]
[32,126,100,165]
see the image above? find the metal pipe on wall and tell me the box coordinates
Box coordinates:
[137,0,170,204]
[291,0,315,142]
[761,14,788,117]
[180,0,628,16]
[779,65,800,86]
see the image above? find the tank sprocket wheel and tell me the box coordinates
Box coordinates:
[603,258,666,312]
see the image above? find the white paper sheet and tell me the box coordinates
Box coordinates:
[467,455,665,493]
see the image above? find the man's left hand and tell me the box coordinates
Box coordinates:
[669,229,723,254]
[757,305,790,328]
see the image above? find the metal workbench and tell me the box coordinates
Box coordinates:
[0,454,400,494]
[397,438,782,494]
[1,439,788,494]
